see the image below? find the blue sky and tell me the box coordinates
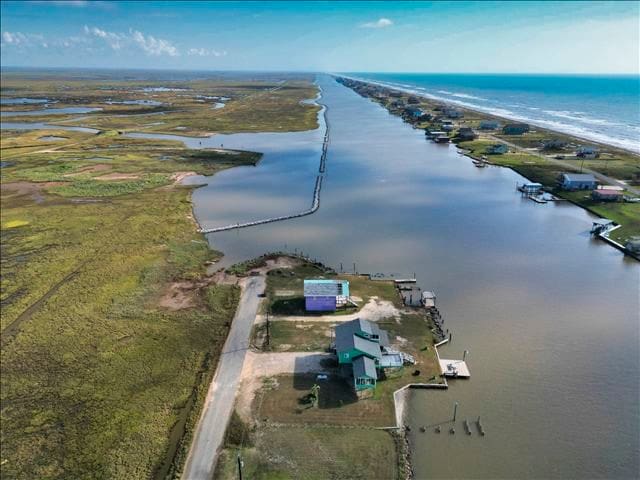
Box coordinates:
[1,1,638,73]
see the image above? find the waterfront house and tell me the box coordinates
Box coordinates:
[502,123,530,135]
[541,138,568,151]
[456,127,477,141]
[577,146,600,159]
[591,188,622,201]
[486,143,509,155]
[443,107,464,119]
[403,107,424,119]
[479,120,500,130]
[559,173,597,190]
[334,318,398,393]
[304,279,350,311]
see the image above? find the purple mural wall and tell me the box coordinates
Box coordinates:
[305,296,337,311]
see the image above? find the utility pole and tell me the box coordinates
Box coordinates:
[353,262,356,274]
[265,312,270,347]
[453,401,459,421]
[237,453,243,480]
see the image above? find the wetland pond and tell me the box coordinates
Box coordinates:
[1,76,638,479]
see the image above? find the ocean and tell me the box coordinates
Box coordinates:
[344,73,640,153]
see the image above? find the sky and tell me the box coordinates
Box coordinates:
[1,1,639,74]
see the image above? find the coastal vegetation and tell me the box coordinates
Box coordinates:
[0,74,320,479]
[1,71,320,135]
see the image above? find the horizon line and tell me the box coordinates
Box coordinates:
[1,65,638,76]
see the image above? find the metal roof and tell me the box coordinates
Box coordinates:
[303,279,349,297]
[335,322,382,359]
[353,356,377,379]
[562,173,596,182]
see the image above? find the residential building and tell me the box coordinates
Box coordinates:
[334,318,390,392]
[502,123,530,135]
[486,143,509,154]
[577,146,600,159]
[559,173,597,190]
[456,127,477,141]
[591,189,622,201]
[304,279,350,311]
[479,120,500,130]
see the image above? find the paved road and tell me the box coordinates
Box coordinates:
[182,276,265,480]
[483,133,640,195]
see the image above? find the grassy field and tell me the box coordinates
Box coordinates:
[215,425,399,480]
[1,73,320,479]
[1,71,320,135]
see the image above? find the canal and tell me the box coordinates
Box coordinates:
[191,75,639,479]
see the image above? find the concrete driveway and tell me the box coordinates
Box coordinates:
[182,275,265,480]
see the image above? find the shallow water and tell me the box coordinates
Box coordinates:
[188,76,639,479]
[0,107,102,117]
[0,97,50,105]
[0,122,99,134]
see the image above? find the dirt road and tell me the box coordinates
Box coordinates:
[182,275,265,480]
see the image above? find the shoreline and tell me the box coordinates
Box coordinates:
[337,74,640,156]
[335,75,640,259]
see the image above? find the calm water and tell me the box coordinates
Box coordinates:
[1,75,638,478]
[346,73,640,153]
[0,106,102,117]
[189,76,639,479]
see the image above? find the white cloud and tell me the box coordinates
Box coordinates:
[81,26,179,56]
[131,30,179,57]
[361,18,393,29]
[1,31,46,47]
[83,25,123,50]
[187,47,227,57]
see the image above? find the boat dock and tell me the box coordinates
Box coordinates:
[438,359,471,378]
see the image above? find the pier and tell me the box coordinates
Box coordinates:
[199,99,330,234]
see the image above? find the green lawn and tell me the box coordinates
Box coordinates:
[215,426,399,480]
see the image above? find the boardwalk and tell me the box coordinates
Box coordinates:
[199,99,330,235]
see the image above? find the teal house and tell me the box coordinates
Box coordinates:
[334,319,389,391]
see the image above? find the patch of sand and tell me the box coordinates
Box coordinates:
[158,280,197,310]
[237,351,331,421]
[95,172,141,181]
[170,171,197,183]
[270,297,401,324]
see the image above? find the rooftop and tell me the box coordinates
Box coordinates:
[304,279,349,297]
[562,173,596,182]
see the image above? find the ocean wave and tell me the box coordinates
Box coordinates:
[438,90,487,101]
[343,75,640,152]
[541,109,622,127]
